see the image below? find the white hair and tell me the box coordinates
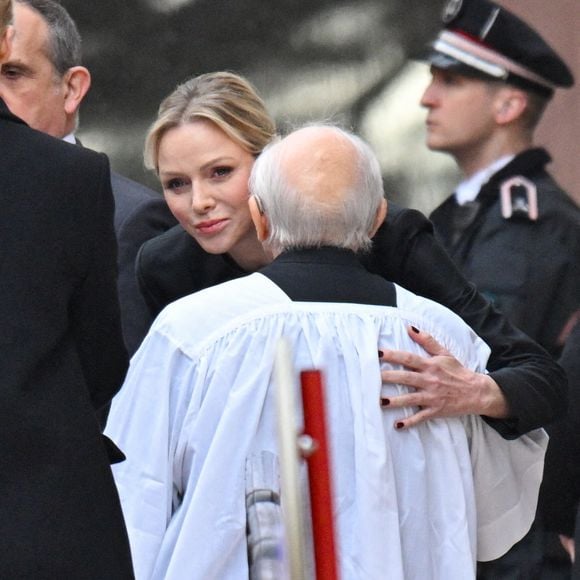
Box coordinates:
[249,125,385,254]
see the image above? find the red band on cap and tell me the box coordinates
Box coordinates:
[435,30,556,91]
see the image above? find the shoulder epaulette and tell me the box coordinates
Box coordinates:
[500,176,538,221]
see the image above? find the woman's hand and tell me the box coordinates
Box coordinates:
[379,326,510,430]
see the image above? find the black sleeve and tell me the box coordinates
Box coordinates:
[114,183,177,356]
[366,203,567,438]
[69,153,129,412]
[540,323,580,535]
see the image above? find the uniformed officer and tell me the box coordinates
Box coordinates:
[424,0,580,358]
[422,0,580,577]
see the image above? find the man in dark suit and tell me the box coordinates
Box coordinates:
[0,1,133,575]
[0,0,176,355]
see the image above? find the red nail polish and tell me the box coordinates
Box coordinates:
[378,350,384,358]
[396,422,405,430]
[381,398,390,407]
[411,326,420,334]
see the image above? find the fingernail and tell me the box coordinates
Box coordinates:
[396,422,405,430]
[378,350,384,358]
[380,397,390,407]
[411,326,420,334]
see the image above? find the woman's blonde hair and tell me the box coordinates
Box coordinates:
[144,71,276,172]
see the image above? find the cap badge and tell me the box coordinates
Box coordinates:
[442,0,463,24]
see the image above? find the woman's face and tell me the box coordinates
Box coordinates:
[158,120,263,265]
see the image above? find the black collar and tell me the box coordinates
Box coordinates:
[0,98,28,127]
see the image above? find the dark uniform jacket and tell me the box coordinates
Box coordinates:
[136,204,567,439]
[430,148,580,356]
[0,100,134,578]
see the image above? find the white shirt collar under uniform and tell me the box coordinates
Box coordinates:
[455,155,515,205]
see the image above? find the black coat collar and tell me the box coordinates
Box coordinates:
[477,148,551,201]
[0,98,28,127]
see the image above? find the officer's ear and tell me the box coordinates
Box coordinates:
[494,89,528,125]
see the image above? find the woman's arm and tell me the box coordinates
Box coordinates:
[366,203,567,437]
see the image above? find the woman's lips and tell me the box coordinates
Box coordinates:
[195,218,228,235]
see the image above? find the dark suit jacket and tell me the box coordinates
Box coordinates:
[110,172,176,356]
[0,100,134,578]
[137,206,566,439]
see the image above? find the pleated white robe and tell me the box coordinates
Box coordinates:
[106,273,547,579]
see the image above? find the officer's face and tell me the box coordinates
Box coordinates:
[0,4,69,138]
[420,67,501,162]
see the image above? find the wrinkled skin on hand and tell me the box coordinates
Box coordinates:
[379,326,510,430]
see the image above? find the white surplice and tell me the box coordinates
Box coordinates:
[105,273,547,580]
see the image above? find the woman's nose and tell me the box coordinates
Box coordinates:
[191,183,216,212]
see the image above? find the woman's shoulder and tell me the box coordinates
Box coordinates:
[139,224,199,265]
[382,202,433,237]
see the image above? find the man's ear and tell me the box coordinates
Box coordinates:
[63,66,91,116]
[249,196,270,242]
[0,25,13,62]
[494,89,528,125]
[369,198,387,239]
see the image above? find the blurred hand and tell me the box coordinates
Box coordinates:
[379,326,509,430]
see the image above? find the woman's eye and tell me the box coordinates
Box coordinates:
[212,166,232,178]
[164,178,189,192]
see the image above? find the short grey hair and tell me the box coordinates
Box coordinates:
[250,124,385,254]
[16,0,82,76]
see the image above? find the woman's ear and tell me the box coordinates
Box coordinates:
[369,198,387,238]
[249,196,270,242]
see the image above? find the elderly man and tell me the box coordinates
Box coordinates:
[106,124,546,579]
[0,0,176,354]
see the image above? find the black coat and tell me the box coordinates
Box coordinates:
[136,204,567,439]
[541,324,580,536]
[541,322,580,572]
[430,149,580,356]
[0,101,133,578]
[111,172,176,356]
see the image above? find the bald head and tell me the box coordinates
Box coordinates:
[278,125,359,209]
[249,124,387,255]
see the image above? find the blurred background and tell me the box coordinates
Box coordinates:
[60,0,580,214]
